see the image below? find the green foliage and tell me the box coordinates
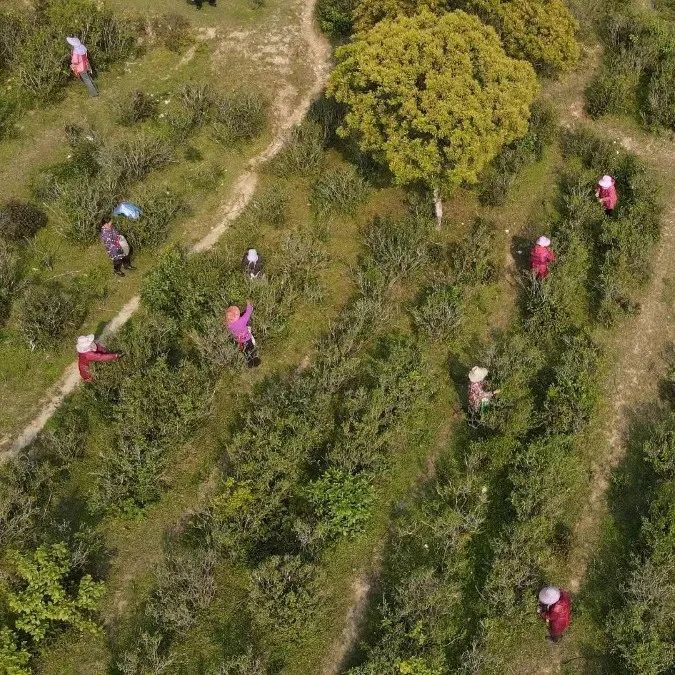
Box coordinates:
[270,120,325,175]
[115,90,159,126]
[0,239,19,323]
[122,187,187,250]
[249,555,325,646]
[317,0,357,38]
[462,0,580,75]
[585,62,641,119]
[150,12,191,53]
[213,89,267,145]
[310,164,368,215]
[305,468,374,539]
[412,282,463,340]
[0,200,47,241]
[643,415,675,477]
[17,278,92,348]
[241,187,288,229]
[352,0,445,33]
[7,542,105,643]
[328,10,538,194]
[0,627,30,675]
[0,93,20,142]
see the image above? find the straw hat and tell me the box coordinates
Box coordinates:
[74,44,88,55]
[66,36,82,47]
[598,175,614,188]
[537,236,551,247]
[225,306,240,324]
[539,586,561,606]
[76,334,96,354]
[468,366,488,383]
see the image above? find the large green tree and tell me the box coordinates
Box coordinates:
[327,9,538,226]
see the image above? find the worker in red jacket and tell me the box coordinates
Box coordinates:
[76,334,120,381]
[530,236,557,279]
[538,586,571,643]
[596,175,619,215]
[66,37,98,97]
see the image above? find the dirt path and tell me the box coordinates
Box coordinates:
[0,0,331,463]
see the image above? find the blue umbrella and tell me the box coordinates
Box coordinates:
[113,202,143,220]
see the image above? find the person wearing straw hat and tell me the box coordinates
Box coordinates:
[595,174,618,215]
[76,334,120,381]
[467,366,500,416]
[241,248,263,280]
[530,236,557,279]
[224,301,260,367]
[99,217,134,277]
[538,586,571,643]
[66,37,98,97]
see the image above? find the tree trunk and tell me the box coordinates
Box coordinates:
[433,188,443,230]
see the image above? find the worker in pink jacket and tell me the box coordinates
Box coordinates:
[66,37,98,97]
[76,334,120,381]
[530,236,557,279]
[224,302,260,367]
[596,175,618,215]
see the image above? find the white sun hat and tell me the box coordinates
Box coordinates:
[599,175,614,188]
[66,36,82,47]
[76,334,96,354]
[247,248,259,263]
[469,366,489,383]
[537,236,551,247]
[74,44,88,55]
[539,586,561,605]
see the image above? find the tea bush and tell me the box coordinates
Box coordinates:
[269,120,324,175]
[17,278,91,348]
[0,200,47,241]
[310,164,368,215]
[0,93,19,141]
[411,282,463,340]
[115,90,159,126]
[317,0,357,38]
[0,239,19,323]
[122,187,187,249]
[117,632,174,675]
[167,83,215,139]
[150,13,191,53]
[213,89,267,145]
[241,188,288,230]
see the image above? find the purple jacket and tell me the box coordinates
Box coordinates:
[100,226,124,260]
[227,303,253,344]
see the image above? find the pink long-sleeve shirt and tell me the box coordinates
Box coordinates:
[226,303,253,344]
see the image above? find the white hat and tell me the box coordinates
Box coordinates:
[537,236,551,247]
[246,248,259,264]
[76,334,96,353]
[469,366,488,383]
[66,36,82,47]
[599,175,613,188]
[74,45,88,55]
[539,586,561,605]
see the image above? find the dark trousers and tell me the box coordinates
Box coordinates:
[113,255,133,274]
[194,0,216,7]
[242,340,260,368]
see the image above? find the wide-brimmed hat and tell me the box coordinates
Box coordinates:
[539,586,561,605]
[468,366,488,383]
[74,44,88,55]
[537,236,551,247]
[247,248,259,263]
[225,306,240,324]
[76,334,96,353]
[598,175,614,188]
[66,36,82,47]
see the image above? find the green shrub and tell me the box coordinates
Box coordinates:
[642,415,675,477]
[270,120,325,175]
[7,542,105,644]
[249,555,325,646]
[217,649,268,675]
[412,282,463,340]
[305,468,374,540]
[145,550,216,634]
[0,238,19,323]
[213,89,267,144]
[278,229,327,300]
[98,133,173,183]
[646,59,675,129]
[122,187,187,250]
[115,90,159,126]
[310,164,368,216]
[241,187,288,229]
[317,0,357,38]
[166,83,215,138]
[17,278,90,348]
[150,13,191,52]
[0,93,19,141]
[585,62,640,118]
[449,217,500,287]
[0,200,47,241]
[117,632,173,675]
[0,626,30,674]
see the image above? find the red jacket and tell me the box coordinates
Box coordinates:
[70,50,91,77]
[78,343,119,381]
[541,591,571,637]
[530,245,557,279]
[596,183,618,210]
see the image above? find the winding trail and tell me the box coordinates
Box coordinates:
[0,0,331,463]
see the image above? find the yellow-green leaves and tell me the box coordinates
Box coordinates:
[328,9,539,194]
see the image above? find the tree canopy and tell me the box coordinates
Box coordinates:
[327,9,539,195]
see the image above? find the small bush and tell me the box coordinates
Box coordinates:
[646,58,675,129]
[0,200,47,241]
[115,90,159,126]
[166,83,215,138]
[242,188,288,229]
[123,188,187,250]
[585,61,640,118]
[249,555,325,646]
[412,282,463,340]
[151,13,191,52]
[0,239,19,323]
[217,649,268,675]
[305,468,374,540]
[310,164,367,215]
[17,278,90,348]
[99,133,173,183]
[213,89,267,144]
[270,120,324,175]
[0,93,19,141]
[117,632,174,675]
[449,217,499,287]
[316,0,357,38]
